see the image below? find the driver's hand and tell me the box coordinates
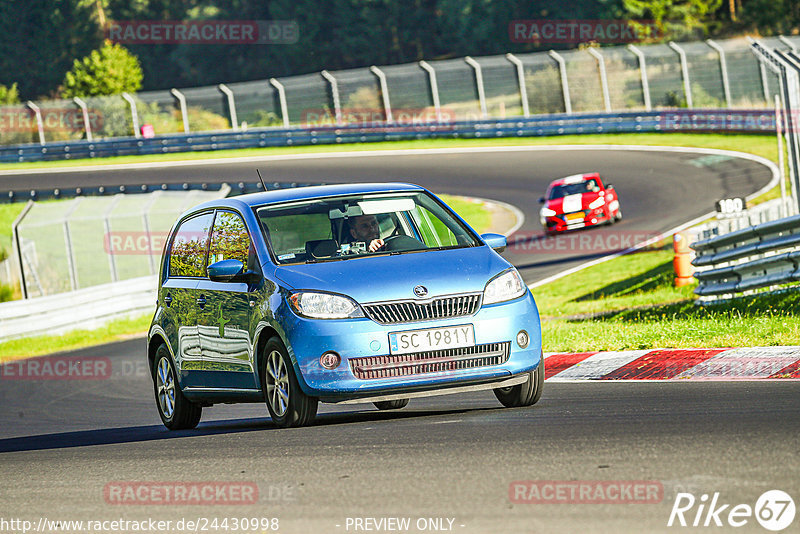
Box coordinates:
[368,238,384,252]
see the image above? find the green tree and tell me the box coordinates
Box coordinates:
[0,0,101,99]
[0,83,20,105]
[61,40,143,98]
[621,0,723,40]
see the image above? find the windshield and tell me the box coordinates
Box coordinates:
[256,191,480,264]
[548,179,599,199]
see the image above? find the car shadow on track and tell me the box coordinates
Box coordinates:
[0,408,483,453]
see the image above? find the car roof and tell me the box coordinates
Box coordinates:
[185,182,427,213]
[549,172,600,187]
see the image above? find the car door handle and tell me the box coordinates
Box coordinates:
[196,296,206,308]
[164,294,173,307]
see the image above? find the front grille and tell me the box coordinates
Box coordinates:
[349,342,510,380]
[362,293,482,325]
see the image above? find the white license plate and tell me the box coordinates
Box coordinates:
[388,325,475,355]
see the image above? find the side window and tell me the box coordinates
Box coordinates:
[208,211,251,268]
[168,212,214,277]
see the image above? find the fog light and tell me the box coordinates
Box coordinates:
[516,330,529,349]
[320,351,341,370]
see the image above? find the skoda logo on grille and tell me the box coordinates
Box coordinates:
[413,285,428,298]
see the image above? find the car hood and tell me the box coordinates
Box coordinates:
[547,191,601,213]
[272,246,511,303]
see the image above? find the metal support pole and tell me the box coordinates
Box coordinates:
[121,92,140,138]
[217,84,239,131]
[779,35,797,53]
[369,65,393,122]
[464,56,488,119]
[63,198,83,292]
[11,200,34,299]
[628,45,652,111]
[170,88,190,133]
[320,70,343,126]
[587,48,611,112]
[141,191,161,275]
[776,94,789,217]
[72,96,93,142]
[103,195,122,283]
[548,50,572,114]
[505,53,530,118]
[269,78,290,127]
[759,62,771,104]
[706,39,732,107]
[25,101,45,145]
[419,61,442,122]
[669,41,693,108]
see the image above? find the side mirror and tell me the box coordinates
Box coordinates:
[538,197,545,204]
[481,233,507,253]
[207,259,245,282]
[606,184,614,190]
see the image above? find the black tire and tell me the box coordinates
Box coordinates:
[373,399,410,410]
[494,356,544,408]
[614,208,623,222]
[152,344,202,430]
[261,337,318,428]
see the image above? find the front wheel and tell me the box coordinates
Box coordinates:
[262,337,318,428]
[153,344,202,430]
[373,399,409,410]
[494,357,544,408]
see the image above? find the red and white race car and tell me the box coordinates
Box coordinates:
[539,172,622,234]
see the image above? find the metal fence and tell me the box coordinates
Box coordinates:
[3,36,798,147]
[8,187,229,299]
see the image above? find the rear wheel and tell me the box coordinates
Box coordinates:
[262,337,318,428]
[153,344,202,430]
[494,357,544,408]
[373,399,409,410]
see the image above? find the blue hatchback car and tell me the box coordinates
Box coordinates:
[148,183,543,428]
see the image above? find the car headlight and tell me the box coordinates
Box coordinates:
[483,269,526,305]
[588,197,605,210]
[288,291,364,319]
[540,207,557,217]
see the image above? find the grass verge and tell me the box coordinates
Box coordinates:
[0,314,152,362]
[532,248,800,352]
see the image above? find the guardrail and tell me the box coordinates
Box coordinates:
[0,275,156,340]
[691,214,800,300]
[0,109,778,164]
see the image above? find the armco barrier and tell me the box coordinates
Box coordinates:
[0,275,156,340]
[0,110,777,164]
[691,214,800,300]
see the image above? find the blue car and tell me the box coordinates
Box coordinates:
[148,182,543,429]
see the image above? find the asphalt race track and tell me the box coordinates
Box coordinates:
[1,146,798,533]
[0,145,776,284]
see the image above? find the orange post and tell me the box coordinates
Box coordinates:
[673,232,694,287]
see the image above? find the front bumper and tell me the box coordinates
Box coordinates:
[543,210,611,233]
[278,291,542,402]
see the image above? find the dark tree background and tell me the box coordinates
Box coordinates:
[0,0,795,99]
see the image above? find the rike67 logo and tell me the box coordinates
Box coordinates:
[668,490,795,531]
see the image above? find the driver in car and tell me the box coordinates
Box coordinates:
[349,214,385,252]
